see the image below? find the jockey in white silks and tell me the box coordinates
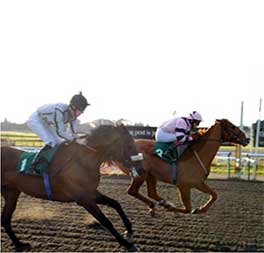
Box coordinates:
[27,92,90,167]
[155,111,203,159]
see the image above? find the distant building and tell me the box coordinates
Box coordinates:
[252,120,264,147]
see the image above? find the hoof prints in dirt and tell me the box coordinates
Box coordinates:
[1,177,264,252]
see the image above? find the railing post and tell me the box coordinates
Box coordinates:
[247,154,251,181]
[227,152,231,179]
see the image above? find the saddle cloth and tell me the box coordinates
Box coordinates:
[17,146,59,174]
[154,142,177,164]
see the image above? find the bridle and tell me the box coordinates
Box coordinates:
[220,124,244,144]
[191,123,240,175]
[196,122,243,144]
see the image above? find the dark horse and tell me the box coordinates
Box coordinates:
[1,125,142,252]
[121,119,249,216]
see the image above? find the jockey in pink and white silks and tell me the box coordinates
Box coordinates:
[155,111,203,159]
[27,92,90,168]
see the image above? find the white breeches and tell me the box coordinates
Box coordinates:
[155,127,190,157]
[155,127,177,142]
[27,112,63,147]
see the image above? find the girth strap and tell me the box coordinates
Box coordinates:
[41,171,53,200]
[172,162,177,185]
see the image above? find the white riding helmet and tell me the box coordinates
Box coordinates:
[187,111,203,122]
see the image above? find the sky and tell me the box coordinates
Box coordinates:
[0,0,263,128]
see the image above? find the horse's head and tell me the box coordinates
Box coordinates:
[216,119,250,146]
[86,124,143,172]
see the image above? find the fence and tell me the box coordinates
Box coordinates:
[215,151,264,180]
[2,131,263,181]
[245,153,264,180]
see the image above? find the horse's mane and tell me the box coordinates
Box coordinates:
[85,125,114,144]
[85,124,128,147]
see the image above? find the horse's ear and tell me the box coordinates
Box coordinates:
[115,122,123,127]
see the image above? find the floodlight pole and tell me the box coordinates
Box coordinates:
[253,98,262,180]
[235,101,244,176]
[239,101,244,171]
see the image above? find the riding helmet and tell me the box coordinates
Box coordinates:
[70,92,90,112]
[187,111,203,122]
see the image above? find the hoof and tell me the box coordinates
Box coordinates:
[15,242,32,252]
[158,200,176,209]
[127,244,139,252]
[123,231,133,243]
[158,200,166,207]
[149,208,155,217]
[191,208,201,214]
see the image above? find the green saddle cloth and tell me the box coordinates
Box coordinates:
[154,142,177,164]
[17,146,59,174]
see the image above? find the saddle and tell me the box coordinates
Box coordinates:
[17,146,59,175]
[154,142,178,164]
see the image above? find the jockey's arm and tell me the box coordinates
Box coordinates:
[55,109,75,141]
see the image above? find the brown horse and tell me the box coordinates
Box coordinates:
[1,125,142,252]
[124,119,249,216]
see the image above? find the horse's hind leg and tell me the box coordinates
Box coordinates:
[192,182,217,214]
[1,186,31,252]
[128,176,156,216]
[77,198,138,252]
[146,174,176,214]
[95,191,133,243]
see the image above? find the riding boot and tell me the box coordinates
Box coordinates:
[30,144,52,171]
[163,143,178,161]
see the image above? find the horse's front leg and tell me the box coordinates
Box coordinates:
[192,182,217,214]
[95,191,134,243]
[162,186,192,214]
[77,197,139,252]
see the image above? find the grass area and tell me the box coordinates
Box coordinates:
[211,164,264,176]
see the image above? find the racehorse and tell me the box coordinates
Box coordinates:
[124,119,249,216]
[1,125,142,252]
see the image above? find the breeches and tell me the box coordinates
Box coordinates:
[27,112,63,147]
[155,127,189,157]
[155,128,177,142]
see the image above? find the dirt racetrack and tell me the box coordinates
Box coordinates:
[1,176,264,252]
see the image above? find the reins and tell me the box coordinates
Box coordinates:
[197,137,222,143]
[190,134,223,176]
[193,150,208,175]
[74,138,98,153]
[84,145,97,153]
[50,141,97,177]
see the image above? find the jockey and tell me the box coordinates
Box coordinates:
[155,111,203,160]
[27,92,90,167]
